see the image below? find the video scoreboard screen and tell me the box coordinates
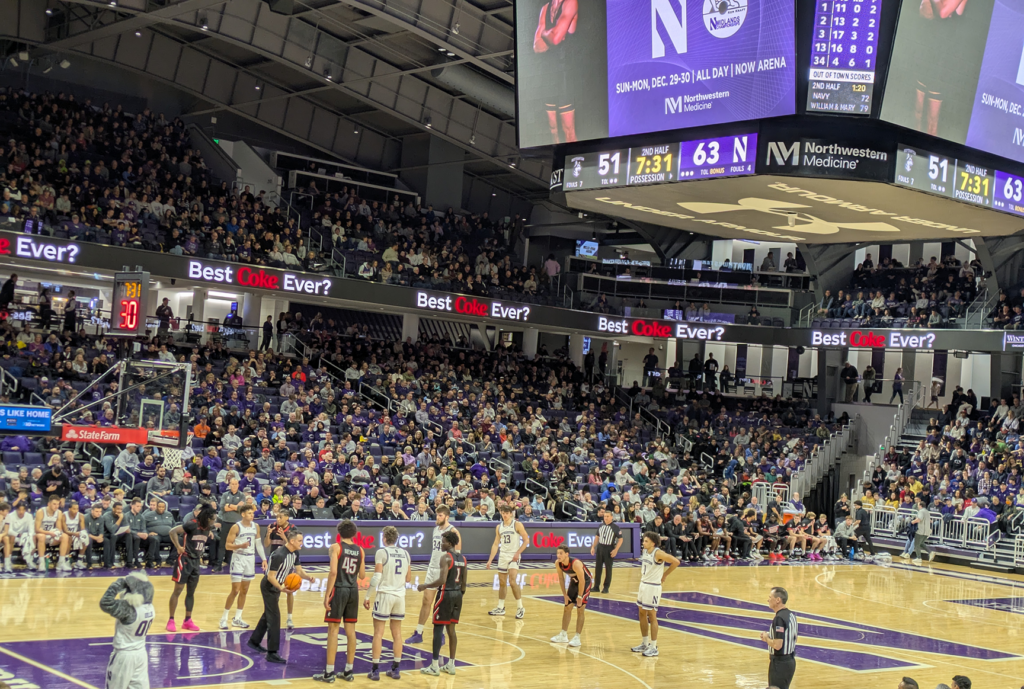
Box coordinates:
[516,0,795,148]
[881,0,1024,165]
[894,145,1024,218]
[562,133,757,192]
[807,0,883,114]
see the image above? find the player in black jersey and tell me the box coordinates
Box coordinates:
[314,520,365,683]
[418,530,466,676]
[551,543,592,647]
[167,503,216,632]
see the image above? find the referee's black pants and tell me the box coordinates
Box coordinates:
[768,654,796,689]
[593,545,614,592]
[251,578,282,653]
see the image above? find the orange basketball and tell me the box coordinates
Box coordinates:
[284,573,302,591]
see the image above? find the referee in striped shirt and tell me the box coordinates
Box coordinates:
[248,529,311,663]
[590,510,622,593]
[760,586,798,689]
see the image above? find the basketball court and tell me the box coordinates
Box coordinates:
[2,559,1023,689]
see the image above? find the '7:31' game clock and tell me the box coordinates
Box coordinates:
[110,271,150,337]
[628,143,679,185]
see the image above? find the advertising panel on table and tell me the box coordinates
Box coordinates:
[260,520,641,563]
[515,0,796,148]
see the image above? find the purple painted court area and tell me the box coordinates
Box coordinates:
[949,597,1024,615]
[538,592,1019,671]
[0,627,469,688]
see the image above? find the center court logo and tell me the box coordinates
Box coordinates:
[703,0,747,38]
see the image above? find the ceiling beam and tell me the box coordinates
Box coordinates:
[45,0,229,50]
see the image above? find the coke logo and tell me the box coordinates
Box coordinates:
[630,319,673,338]
[532,532,566,548]
[849,330,886,347]
[237,266,280,290]
[0,238,8,255]
[453,296,489,317]
[336,531,377,548]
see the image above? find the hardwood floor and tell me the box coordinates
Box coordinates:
[2,559,1024,688]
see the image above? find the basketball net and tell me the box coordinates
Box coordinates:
[162,447,185,483]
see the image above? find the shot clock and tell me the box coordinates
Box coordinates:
[109,271,150,337]
[807,0,883,114]
[894,146,1024,219]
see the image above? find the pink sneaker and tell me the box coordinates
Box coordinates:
[165,620,177,632]
[182,619,200,631]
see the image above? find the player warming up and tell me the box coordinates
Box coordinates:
[486,504,529,618]
[631,531,680,657]
[532,0,579,143]
[551,544,591,647]
[99,571,156,689]
[167,503,216,631]
[314,520,366,683]
[364,525,412,680]
[407,505,458,644]
[220,504,267,629]
[419,530,466,676]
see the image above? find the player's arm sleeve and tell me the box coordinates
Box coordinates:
[255,532,267,561]
[99,579,138,625]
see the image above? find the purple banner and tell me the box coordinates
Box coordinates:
[605,0,796,138]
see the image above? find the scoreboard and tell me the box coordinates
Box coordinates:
[563,133,757,192]
[807,0,883,114]
[894,146,1024,219]
[109,271,150,337]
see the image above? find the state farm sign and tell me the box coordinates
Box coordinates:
[61,425,150,444]
[414,292,531,321]
[597,316,725,341]
[188,261,334,296]
[812,330,937,349]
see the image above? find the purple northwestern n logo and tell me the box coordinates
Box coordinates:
[539,592,1018,671]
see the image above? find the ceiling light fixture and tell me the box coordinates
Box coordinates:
[60,59,70,69]
[45,8,53,15]
[304,55,313,68]
[7,57,17,67]
[424,116,432,128]
[255,80,262,90]
[470,134,475,145]
[199,11,208,30]
[453,23,460,34]
[135,30,142,36]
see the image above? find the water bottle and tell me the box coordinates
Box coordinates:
[848,546,855,561]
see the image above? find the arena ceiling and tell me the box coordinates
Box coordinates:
[2,0,552,199]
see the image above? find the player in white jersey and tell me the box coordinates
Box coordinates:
[100,571,156,689]
[63,501,89,569]
[406,505,459,644]
[35,494,71,571]
[220,504,267,629]
[631,531,679,657]
[363,525,412,680]
[485,504,530,618]
[2,501,36,571]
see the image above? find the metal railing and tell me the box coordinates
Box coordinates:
[0,367,19,395]
[751,481,790,509]
[561,499,588,522]
[526,477,549,498]
[869,506,1001,552]
[790,417,856,498]
[1016,536,1024,565]
[962,288,996,330]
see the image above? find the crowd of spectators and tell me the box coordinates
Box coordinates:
[861,390,1024,540]
[0,298,848,570]
[815,253,984,329]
